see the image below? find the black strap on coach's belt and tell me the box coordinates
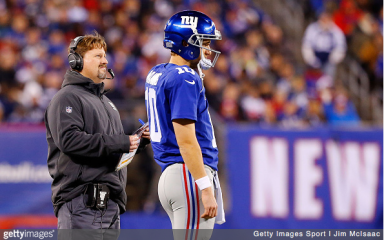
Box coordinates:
[84,183,110,209]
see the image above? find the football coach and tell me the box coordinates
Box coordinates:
[44,31,149,236]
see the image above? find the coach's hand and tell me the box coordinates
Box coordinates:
[201,187,217,219]
[129,134,139,152]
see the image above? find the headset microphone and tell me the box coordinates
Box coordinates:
[106,69,115,79]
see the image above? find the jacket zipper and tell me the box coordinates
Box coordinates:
[100,95,115,134]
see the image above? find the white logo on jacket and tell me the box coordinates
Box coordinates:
[66,106,72,113]
[109,102,117,111]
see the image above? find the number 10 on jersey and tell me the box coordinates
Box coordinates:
[145,87,162,142]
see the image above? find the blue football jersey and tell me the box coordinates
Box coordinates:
[145,63,219,172]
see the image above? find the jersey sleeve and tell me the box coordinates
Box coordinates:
[167,69,200,121]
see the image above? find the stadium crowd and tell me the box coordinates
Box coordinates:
[0,0,382,128]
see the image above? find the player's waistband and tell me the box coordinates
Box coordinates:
[163,162,216,173]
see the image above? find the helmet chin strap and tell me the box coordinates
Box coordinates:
[199,50,213,70]
[197,62,205,80]
[197,48,213,80]
[200,58,213,70]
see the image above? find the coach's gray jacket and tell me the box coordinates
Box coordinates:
[44,70,144,217]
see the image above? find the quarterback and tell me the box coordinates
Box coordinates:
[145,10,225,240]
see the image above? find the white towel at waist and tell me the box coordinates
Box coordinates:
[213,172,225,224]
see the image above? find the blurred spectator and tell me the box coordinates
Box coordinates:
[220,83,241,122]
[0,86,20,121]
[333,0,363,37]
[84,9,102,33]
[303,98,325,127]
[204,71,224,112]
[0,10,10,38]
[40,71,62,110]
[316,74,334,103]
[309,0,339,17]
[289,76,308,111]
[260,101,277,126]
[0,46,17,88]
[302,11,347,77]
[264,23,284,53]
[323,88,360,127]
[258,79,274,101]
[11,79,44,123]
[222,1,262,40]
[245,30,270,70]
[7,13,28,45]
[240,84,265,122]
[21,28,47,64]
[276,62,296,94]
[47,30,66,56]
[271,89,288,120]
[349,12,383,88]
[67,0,89,23]
[280,100,305,128]
[103,74,124,101]
[269,53,285,83]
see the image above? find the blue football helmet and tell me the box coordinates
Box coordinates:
[164,10,222,69]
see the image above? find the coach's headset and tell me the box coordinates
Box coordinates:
[68,36,115,79]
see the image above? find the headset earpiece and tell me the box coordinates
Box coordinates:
[68,36,85,71]
[68,50,83,71]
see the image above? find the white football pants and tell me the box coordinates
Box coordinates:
[158,163,215,240]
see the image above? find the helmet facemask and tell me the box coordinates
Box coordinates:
[187,29,222,70]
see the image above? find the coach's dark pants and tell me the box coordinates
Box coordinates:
[57,194,120,240]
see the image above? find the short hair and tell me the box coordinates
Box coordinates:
[68,31,107,58]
